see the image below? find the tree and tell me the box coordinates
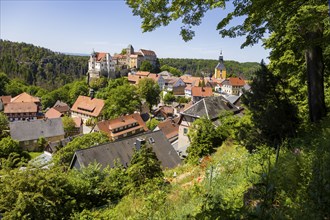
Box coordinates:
[5,79,27,96]
[242,62,299,147]
[163,92,175,104]
[160,64,183,76]
[146,118,160,130]
[53,132,109,166]
[62,116,77,137]
[0,72,10,95]
[139,60,153,72]
[127,144,163,188]
[0,137,21,158]
[69,80,89,103]
[137,78,161,111]
[126,0,329,122]
[103,83,141,119]
[0,112,9,139]
[186,117,222,164]
[37,137,47,151]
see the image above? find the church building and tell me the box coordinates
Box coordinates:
[214,52,227,80]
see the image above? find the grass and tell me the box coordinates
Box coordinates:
[28,151,43,160]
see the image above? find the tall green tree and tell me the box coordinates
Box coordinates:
[126,0,330,122]
[127,144,163,188]
[62,116,77,137]
[137,78,161,111]
[139,60,153,72]
[0,72,10,95]
[0,112,9,139]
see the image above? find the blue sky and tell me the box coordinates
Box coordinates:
[1,1,269,62]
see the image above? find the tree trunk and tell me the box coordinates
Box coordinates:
[305,32,326,122]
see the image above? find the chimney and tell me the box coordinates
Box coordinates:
[89,89,95,99]
[135,138,145,150]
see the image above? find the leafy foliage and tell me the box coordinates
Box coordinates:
[137,78,161,110]
[139,60,153,72]
[53,132,109,167]
[146,118,160,130]
[0,40,88,90]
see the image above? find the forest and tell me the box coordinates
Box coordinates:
[0,40,88,90]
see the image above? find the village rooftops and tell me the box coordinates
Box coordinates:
[11,92,40,103]
[156,117,180,142]
[71,95,105,117]
[53,100,70,113]
[70,130,181,170]
[45,108,63,119]
[0,96,12,104]
[4,102,38,114]
[135,71,150,77]
[222,77,246,86]
[191,87,213,97]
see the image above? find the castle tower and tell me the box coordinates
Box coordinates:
[214,51,226,79]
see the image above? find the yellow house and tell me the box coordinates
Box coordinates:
[214,52,227,79]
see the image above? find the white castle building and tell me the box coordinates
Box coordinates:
[88,51,115,79]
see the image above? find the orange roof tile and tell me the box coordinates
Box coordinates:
[45,108,63,119]
[191,87,213,97]
[228,77,245,86]
[4,102,38,114]
[71,96,105,117]
[95,52,107,61]
[0,96,12,104]
[180,75,201,85]
[73,117,83,127]
[157,117,180,140]
[147,73,160,81]
[127,74,142,84]
[11,92,40,103]
[136,71,150,77]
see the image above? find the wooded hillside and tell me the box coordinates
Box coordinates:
[0,40,88,90]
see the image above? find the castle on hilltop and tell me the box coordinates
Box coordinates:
[87,51,115,80]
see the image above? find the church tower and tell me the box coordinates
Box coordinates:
[214,51,226,79]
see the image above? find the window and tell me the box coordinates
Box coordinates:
[183,128,188,135]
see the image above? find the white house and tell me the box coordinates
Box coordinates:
[88,51,115,79]
[221,77,245,95]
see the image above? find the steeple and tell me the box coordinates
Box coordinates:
[219,50,223,63]
[214,50,227,80]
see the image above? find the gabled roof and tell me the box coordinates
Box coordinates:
[96,113,148,137]
[70,130,181,170]
[140,49,156,56]
[191,87,213,97]
[4,102,38,114]
[0,96,12,104]
[45,108,63,119]
[180,75,201,86]
[11,92,40,103]
[156,117,180,141]
[223,77,245,86]
[73,117,83,127]
[127,74,142,84]
[215,62,226,70]
[95,52,107,61]
[182,96,239,120]
[113,54,127,59]
[71,96,105,117]
[136,71,150,77]
[147,73,162,81]
[154,106,174,117]
[9,118,64,142]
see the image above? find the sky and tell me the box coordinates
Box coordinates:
[0,0,269,63]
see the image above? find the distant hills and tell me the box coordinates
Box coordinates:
[0,40,259,91]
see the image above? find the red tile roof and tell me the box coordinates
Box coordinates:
[4,102,38,114]
[71,96,105,117]
[96,113,148,138]
[73,117,83,128]
[180,75,201,85]
[45,108,63,119]
[136,71,150,77]
[157,117,180,140]
[0,96,12,104]
[95,52,107,61]
[191,87,213,97]
[228,77,245,86]
[127,74,142,84]
[11,92,40,103]
[140,49,156,56]
[147,73,160,81]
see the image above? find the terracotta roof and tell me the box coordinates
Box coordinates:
[180,75,201,85]
[4,102,38,114]
[95,52,107,61]
[96,113,148,137]
[113,54,127,59]
[127,74,142,84]
[225,77,245,86]
[185,84,192,91]
[147,73,161,81]
[0,96,12,104]
[140,49,156,56]
[73,117,83,128]
[157,117,180,141]
[71,96,105,117]
[136,71,150,77]
[45,108,63,119]
[191,87,213,97]
[11,92,40,103]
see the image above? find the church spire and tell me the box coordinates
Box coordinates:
[219,50,223,62]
